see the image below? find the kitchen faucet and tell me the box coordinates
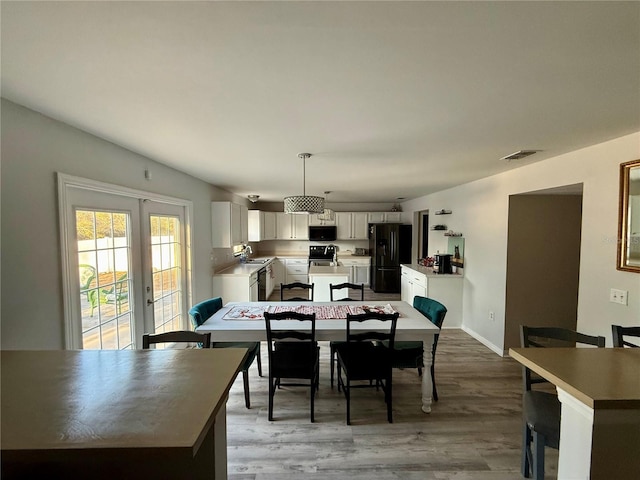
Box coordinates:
[325,244,337,264]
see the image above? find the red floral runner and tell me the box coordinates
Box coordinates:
[223,304,397,320]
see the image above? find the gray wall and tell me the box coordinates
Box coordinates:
[504,194,583,349]
[1,99,244,349]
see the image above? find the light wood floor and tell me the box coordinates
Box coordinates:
[223,288,558,479]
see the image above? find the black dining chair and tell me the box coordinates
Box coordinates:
[264,311,319,422]
[280,282,314,301]
[519,326,605,480]
[382,296,447,400]
[142,330,212,349]
[189,297,262,409]
[611,324,640,347]
[328,282,365,388]
[336,311,399,425]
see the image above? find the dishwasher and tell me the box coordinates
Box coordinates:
[257,267,267,301]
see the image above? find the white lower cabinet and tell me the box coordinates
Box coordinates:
[401,266,427,303]
[400,265,463,327]
[284,258,309,284]
[339,257,371,285]
[213,271,258,303]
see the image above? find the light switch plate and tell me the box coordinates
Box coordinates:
[609,288,628,305]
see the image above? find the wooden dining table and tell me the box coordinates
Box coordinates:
[196,300,441,413]
[1,348,247,479]
[510,347,640,479]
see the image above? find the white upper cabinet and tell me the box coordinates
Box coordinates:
[308,211,336,226]
[368,212,402,223]
[276,213,309,240]
[336,212,369,240]
[212,201,248,247]
[248,211,278,241]
[263,211,277,240]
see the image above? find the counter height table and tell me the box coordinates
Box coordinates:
[1,348,247,480]
[196,300,440,413]
[510,347,640,479]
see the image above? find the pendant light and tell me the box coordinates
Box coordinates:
[283,153,325,214]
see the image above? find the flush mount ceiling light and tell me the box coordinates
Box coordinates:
[247,194,260,203]
[283,153,325,214]
[501,150,541,161]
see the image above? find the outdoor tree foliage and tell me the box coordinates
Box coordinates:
[76,210,127,240]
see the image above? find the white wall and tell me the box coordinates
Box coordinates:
[0,99,248,349]
[402,133,640,353]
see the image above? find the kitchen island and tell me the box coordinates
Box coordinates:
[1,348,247,479]
[308,265,350,301]
[509,347,640,479]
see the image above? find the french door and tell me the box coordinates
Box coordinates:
[60,175,192,350]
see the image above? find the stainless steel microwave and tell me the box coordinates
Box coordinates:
[308,225,337,241]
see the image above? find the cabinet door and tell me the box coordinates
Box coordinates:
[352,213,369,239]
[401,272,411,303]
[240,205,248,243]
[263,212,276,240]
[272,259,285,287]
[276,212,292,239]
[335,212,352,239]
[385,212,402,223]
[354,265,369,285]
[368,212,385,223]
[230,203,242,245]
[292,215,309,239]
[308,214,323,226]
[247,210,263,242]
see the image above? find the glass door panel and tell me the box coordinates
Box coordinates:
[76,209,134,350]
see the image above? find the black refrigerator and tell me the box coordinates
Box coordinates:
[369,223,412,293]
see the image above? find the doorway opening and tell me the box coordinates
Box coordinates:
[504,184,583,350]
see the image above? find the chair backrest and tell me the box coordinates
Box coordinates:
[345,312,399,350]
[142,330,212,349]
[330,282,365,301]
[413,296,447,328]
[79,264,97,290]
[264,311,317,362]
[520,325,606,391]
[280,282,314,301]
[612,324,640,348]
[188,297,223,328]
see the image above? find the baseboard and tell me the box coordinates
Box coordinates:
[460,325,504,357]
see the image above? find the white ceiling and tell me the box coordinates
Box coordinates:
[2,1,639,203]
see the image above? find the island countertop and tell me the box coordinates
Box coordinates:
[309,265,351,276]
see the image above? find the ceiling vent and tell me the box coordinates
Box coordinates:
[501,150,540,161]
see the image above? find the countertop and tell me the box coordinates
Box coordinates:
[215,257,275,276]
[509,347,640,409]
[402,263,464,278]
[308,265,351,276]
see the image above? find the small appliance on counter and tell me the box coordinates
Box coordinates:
[354,248,367,256]
[434,253,453,274]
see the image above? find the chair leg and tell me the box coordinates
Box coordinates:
[268,375,275,421]
[521,423,532,478]
[532,430,545,480]
[346,377,351,426]
[386,376,393,423]
[242,370,251,409]
[330,345,336,388]
[431,363,438,402]
[310,366,317,423]
[256,343,263,377]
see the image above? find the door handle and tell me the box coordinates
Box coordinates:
[147,299,157,306]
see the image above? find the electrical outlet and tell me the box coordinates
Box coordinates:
[609,288,628,305]
[489,311,495,321]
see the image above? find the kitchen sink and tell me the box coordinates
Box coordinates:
[245,258,269,264]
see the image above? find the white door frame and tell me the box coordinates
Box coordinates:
[57,173,194,349]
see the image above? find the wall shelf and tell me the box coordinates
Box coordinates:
[444,232,463,237]
[434,209,452,215]
[431,225,447,231]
